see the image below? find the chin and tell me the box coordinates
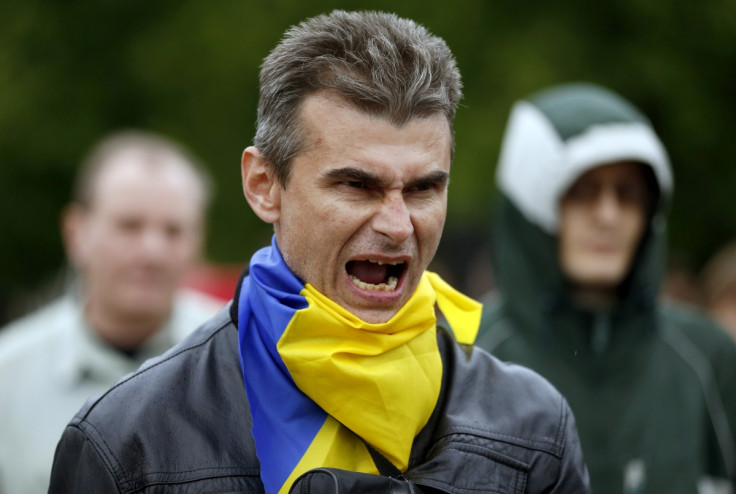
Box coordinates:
[576,274,624,290]
[357,312,396,325]
[349,304,401,325]
[121,293,172,317]
[569,259,627,284]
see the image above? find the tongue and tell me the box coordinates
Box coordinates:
[347,261,389,285]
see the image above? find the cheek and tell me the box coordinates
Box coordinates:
[558,208,585,252]
[285,191,357,241]
[558,241,575,274]
[277,200,331,273]
[413,205,446,252]
[80,231,119,267]
[623,213,646,254]
[557,227,581,271]
[87,229,148,274]
[168,233,199,258]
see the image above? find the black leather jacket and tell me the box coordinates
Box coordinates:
[49,296,590,493]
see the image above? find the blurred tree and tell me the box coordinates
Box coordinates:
[1,0,735,323]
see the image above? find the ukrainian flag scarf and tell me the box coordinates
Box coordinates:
[238,237,481,494]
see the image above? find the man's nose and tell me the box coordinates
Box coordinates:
[371,193,413,244]
[139,228,169,260]
[593,187,622,224]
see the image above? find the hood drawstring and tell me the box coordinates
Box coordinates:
[543,292,613,356]
[591,313,612,355]
[634,286,659,337]
[540,292,564,350]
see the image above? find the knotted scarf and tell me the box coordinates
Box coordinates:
[238,237,481,494]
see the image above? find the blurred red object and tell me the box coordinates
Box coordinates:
[182,262,245,303]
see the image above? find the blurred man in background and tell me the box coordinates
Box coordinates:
[476,83,736,494]
[700,240,736,343]
[0,130,222,493]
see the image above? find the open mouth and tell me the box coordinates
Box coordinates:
[346,259,406,292]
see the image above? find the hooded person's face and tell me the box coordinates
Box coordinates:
[558,161,648,290]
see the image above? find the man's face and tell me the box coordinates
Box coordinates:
[273,93,452,323]
[559,161,649,289]
[68,154,204,329]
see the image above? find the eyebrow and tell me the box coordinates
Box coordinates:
[323,167,450,190]
[324,167,384,188]
[407,170,450,190]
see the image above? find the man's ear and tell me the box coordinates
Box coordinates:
[241,146,281,224]
[61,203,87,269]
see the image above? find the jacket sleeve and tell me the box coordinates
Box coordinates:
[549,399,591,493]
[48,425,121,493]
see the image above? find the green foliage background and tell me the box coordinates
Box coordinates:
[2,0,736,323]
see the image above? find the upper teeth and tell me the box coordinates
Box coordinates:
[370,259,402,265]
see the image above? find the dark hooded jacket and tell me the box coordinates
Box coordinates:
[476,83,736,494]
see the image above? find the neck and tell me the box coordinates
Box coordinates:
[84,301,168,352]
[568,284,618,312]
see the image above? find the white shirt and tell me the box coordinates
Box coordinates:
[0,290,223,494]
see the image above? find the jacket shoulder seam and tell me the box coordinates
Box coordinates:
[65,422,126,492]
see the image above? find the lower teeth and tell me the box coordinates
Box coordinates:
[350,275,398,291]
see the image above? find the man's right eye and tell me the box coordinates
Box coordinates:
[566,182,599,202]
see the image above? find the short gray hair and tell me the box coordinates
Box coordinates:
[254,10,463,186]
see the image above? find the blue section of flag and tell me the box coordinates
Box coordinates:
[238,236,327,493]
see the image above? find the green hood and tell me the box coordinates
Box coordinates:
[489,83,674,362]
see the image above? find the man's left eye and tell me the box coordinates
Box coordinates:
[407,183,438,194]
[344,181,366,189]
